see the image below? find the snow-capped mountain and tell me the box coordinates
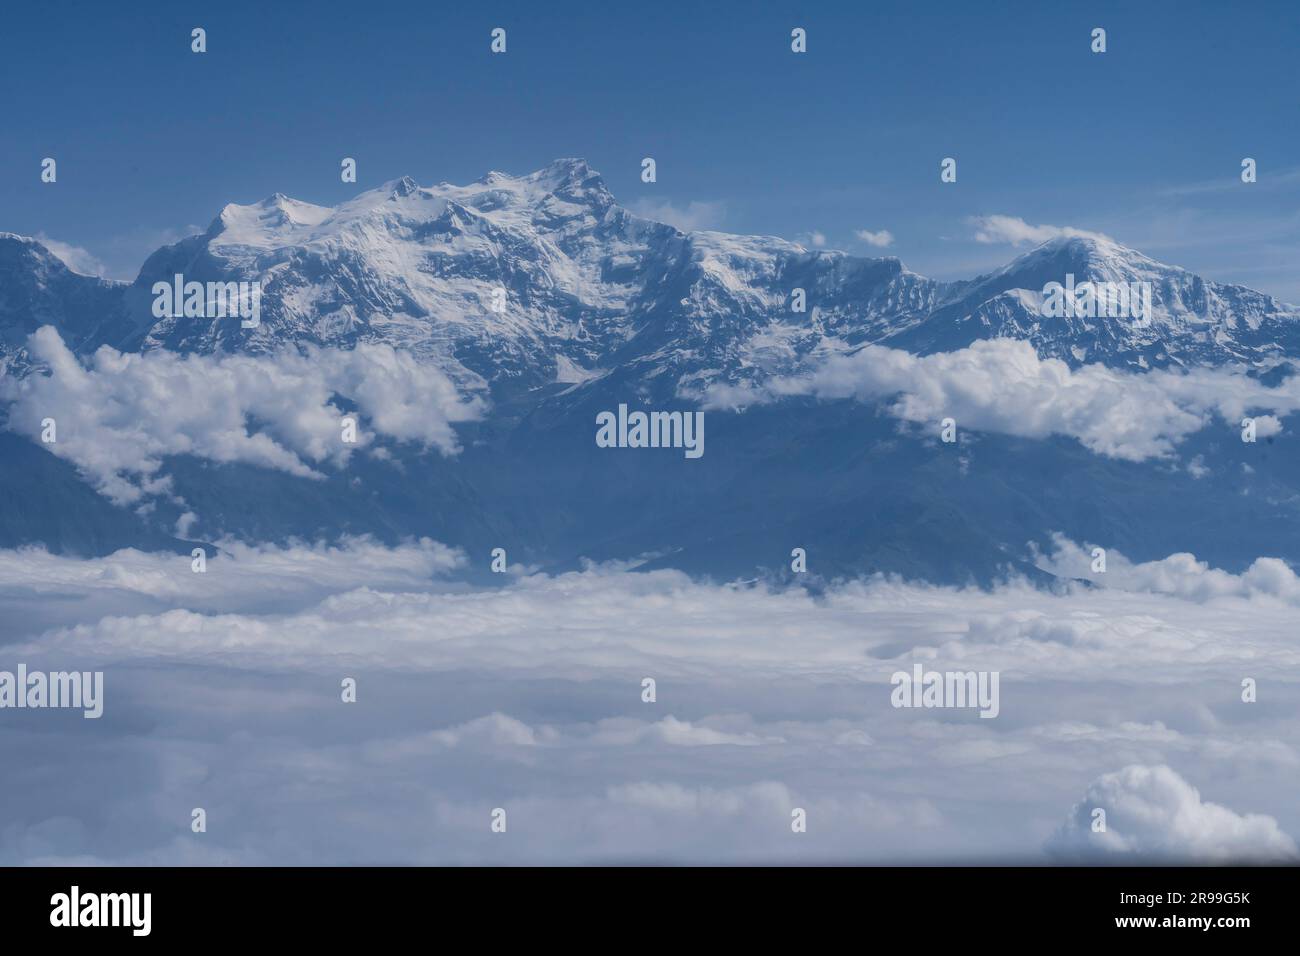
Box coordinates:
[889,235,1300,369]
[128,160,1300,393]
[126,160,662,395]
[4,160,1300,582]
[9,159,1296,400]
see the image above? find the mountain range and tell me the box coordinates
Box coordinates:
[2,159,1298,584]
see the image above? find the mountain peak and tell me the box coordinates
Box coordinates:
[992,233,1170,285]
[475,158,597,188]
[532,156,595,179]
[1033,233,1156,267]
[0,232,68,274]
[209,193,333,247]
[386,175,421,198]
[1037,233,1116,250]
[525,158,613,207]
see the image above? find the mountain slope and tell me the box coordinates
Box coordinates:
[0,234,133,373]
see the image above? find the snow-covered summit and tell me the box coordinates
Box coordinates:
[887,233,1300,367]
[207,158,617,254]
[4,162,1299,396]
[209,194,334,249]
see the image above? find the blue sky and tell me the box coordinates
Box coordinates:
[3,0,1300,296]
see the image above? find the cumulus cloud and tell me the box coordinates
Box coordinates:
[174,511,199,537]
[1034,533,1300,604]
[0,327,485,504]
[1047,764,1297,861]
[855,228,895,248]
[1253,414,1284,438]
[970,214,1111,246]
[628,198,726,233]
[428,713,556,749]
[703,338,1300,462]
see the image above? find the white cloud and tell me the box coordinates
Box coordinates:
[34,234,111,278]
[174,511,198,537]
[0,536,464,638]
[16,547,1300,686]
[1254,414,1284,438]
[970,215,1111,246]
[589,715,780,747]
[855,228,895,248]
[1034,533,1300,604]
[1047,764,1297,861]
[702,338,1300,462]
[0,536,462,603]
[627,199,726,233]
[1,539,1299,863]
[0,327,485,504]
[428,713,554,749]
[381,713,780,754]
[806,230,827,248]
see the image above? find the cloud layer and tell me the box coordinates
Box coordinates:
[0,536,463,638]
[1,539,1296,864]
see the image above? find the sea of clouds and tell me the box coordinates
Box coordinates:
[0,535,1295,865]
